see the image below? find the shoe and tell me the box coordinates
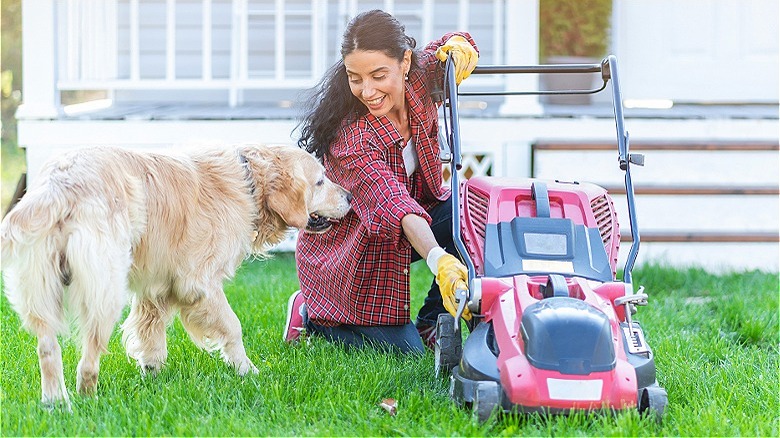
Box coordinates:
[417,324,436,350]
[283,290,307,343]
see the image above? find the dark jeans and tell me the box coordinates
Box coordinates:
[307,197,458,354]
[410,197,459,326]
[307,321,426,354]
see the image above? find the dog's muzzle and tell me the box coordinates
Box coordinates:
[305,213,339,234]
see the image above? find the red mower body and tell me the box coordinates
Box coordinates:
[482,275,638,411]
[459,177,642,411]
[460,177,621,279]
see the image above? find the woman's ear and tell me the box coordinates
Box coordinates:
[403,49,412,74]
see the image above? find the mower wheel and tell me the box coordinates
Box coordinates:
[473,381,502,422]
[639,384,668,423]
[434,314,462,377]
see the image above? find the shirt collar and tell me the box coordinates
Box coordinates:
[405,79,426,126]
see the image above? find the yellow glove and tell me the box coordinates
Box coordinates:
[435,35,478,85]
[435,253,473,321]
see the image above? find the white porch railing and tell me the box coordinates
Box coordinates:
[21,0,542,117]
[50,0,534,107]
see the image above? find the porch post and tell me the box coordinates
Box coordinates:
[499,0,543,116]
[16,0,60,119]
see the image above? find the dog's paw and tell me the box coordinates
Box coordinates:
[140,362,163,376]
[136,357,165,376]
[235,359,259,376]
[76,375,98,396]
[41,394,72,413]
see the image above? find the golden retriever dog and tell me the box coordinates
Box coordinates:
[0,144,351,408]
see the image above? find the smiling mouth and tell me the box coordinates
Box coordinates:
[366,96,384,107]
[305,213,339,234]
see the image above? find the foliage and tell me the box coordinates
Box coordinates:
[1,0,25,214]
[539,0,612,59]
[1,253,778,436]
[2,0,22,145]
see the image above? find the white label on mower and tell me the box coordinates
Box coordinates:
[547,378,603,401]
[522,259,574,273]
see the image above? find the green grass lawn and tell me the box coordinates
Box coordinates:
[1,253,778,436]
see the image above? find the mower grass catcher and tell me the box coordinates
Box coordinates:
[435,56,668,422]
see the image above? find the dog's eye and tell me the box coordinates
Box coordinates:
[316,179,325,186]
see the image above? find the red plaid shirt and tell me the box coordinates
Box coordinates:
[296,32,478,326]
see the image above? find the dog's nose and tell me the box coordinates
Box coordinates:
[346,192,353,204]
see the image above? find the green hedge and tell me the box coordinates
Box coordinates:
[539,0,612,59]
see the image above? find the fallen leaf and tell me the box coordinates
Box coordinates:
[379,398,397,416]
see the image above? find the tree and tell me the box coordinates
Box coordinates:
[2,0,22,148]
[539,0,612,61]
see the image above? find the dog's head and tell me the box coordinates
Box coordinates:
[242,145,351,234]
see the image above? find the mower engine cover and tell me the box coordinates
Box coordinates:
[521,297,616,375]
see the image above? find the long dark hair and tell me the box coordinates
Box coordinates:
[296,9,420,159]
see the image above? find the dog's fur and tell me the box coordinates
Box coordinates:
[0,144,350,407]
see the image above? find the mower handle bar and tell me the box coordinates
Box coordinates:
[472,63,603,74]
[442,55,642,286]
[462,62,608,97]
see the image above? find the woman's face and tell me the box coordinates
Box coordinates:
[344,49,411,119]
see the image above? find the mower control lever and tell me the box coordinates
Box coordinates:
[629,153,645,166]
[616,286,648,330]
[615,286,648,308]
[453,288,469,333]
[438,129,452,163]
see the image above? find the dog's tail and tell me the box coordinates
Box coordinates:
[1,179,73,334]
[2,165,138,340]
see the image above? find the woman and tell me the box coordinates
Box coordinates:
[285,9,478,354]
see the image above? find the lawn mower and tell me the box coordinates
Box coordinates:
[434,55,668,422]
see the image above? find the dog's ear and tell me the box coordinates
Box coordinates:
[266,162,310,229]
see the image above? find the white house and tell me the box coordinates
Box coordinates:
[15,0,780,272]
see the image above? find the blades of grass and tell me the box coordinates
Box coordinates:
[2,256,777,435]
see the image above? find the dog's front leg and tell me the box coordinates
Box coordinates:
[121,296,172,375]
[179,288,258,376]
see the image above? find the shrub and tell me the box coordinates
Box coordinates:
[539,0,612,59]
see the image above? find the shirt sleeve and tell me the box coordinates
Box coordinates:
[327,127,431,246]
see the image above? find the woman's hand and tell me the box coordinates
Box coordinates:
[435,35,479,84]
[434,253,473,321]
